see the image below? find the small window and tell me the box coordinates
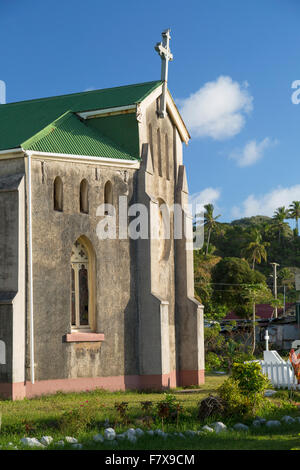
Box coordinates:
[104,180,113,215]
[80,179,89,214]
[54,176,63,211]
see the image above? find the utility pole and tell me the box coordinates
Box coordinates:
[270,262,280,318]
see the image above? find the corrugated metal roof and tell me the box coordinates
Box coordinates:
[0,80,162,151]
[22,111,138,160]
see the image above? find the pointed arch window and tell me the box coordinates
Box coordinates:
[54,176,63,211]
[71,239,94,330]
[80,179,89,214]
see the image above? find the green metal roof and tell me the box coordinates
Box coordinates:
[22,111,138,160]
[0,80,162,152]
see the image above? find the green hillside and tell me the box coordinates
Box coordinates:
[194,204,300,320]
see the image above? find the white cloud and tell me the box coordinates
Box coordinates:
[179,76,253,140]
[189,187,221,216]
[229,137,278,167]
[231,185,300,218]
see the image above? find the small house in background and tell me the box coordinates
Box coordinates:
[222,303,299,351]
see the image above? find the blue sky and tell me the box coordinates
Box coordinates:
[1,0,300,223]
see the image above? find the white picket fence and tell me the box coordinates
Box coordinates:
[259,360,300,390]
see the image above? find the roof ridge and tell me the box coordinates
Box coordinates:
[2,80,162,107]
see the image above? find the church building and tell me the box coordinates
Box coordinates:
[0,31,204,400]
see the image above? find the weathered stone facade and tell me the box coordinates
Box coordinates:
[0,84,204,399]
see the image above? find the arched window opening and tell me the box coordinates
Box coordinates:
[104,180,113,216]
[165,134,170,180]
[71,239,95,330]
[148,123,154,170]
[80,179,89,214]
[54,176,63,211]
[157,128,162,177]
[158,198,171,261]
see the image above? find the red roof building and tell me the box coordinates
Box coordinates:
[224,303,295,321]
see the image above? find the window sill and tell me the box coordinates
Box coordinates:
[65,332,105,343]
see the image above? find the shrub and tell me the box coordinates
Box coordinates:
[156,394,182,431]
[231,362,270,397]
[205,352,223,371]
[217,377,251,418]
[217,362,270,418]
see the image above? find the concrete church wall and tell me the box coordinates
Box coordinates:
[25,157,140,395]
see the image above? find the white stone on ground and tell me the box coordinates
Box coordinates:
[281,415,296,424]
[233,423,249,431]
[127,435,137,444]
[126,428,136,438]
[266,420,281,427]
[202,425,214,433]
[93,434,104,443]
[20,437,45,448]
[212,422,227,433]
[135,428,144,437]
[146,430,154,436]
[56,440,65,446]
[65,436,78,444]
[104,428,116,440]
[40,436,53,446]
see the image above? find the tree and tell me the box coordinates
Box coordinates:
[288,201,300,236]
[241,228,270,270]
[204,204,221,255]
[271,206,290,243]
[212,257,268,318]
[268,296,284,319]
[243,284,272,354]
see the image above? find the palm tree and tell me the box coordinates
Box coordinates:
[241,228,270,270]
[288,201,300,236]
[204,204,221,255]
[272,206,289,242]
[244,284,270,354]
[269,296,284,319]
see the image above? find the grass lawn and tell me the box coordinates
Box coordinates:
[1,373,300,450]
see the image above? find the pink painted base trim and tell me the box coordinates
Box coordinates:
[179,370,205,386]
[0,382,26,400]
[0,369,204,400]
[65,332,105,342]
